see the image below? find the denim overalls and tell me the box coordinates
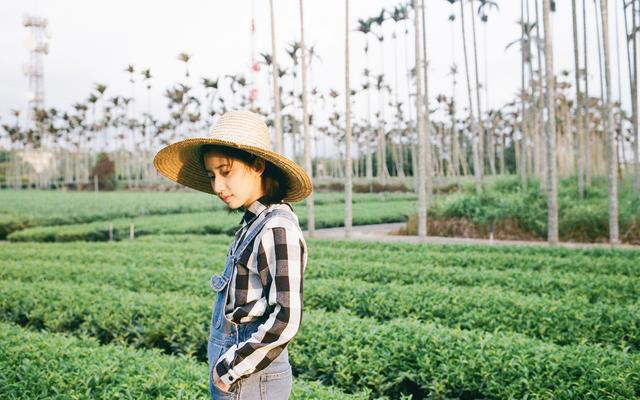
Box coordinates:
[208,208,296,400]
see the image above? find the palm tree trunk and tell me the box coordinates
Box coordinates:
[365,43,374,179]
[270,0,284,155]
[488,121,496,175]
[421,0,433,207]
[414,0,427,238]
[535,0,547,190]
[398,137,406,177]
[520,0,528,188]
[500,130,506,174]
[542,0,558,245]
[582,0,592,186]
[459,0,481,193]
[470,0,485,185]
[451,118,459,177]
[572,0,585,198]
[625,0,639,194]
[390,138,401,177]
[634,0,640,194]
[344,0,353,238]
[377,42,390,182]
[599,0,620,244]
[299,0,315,236]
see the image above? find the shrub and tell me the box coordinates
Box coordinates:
[90,152,116,191]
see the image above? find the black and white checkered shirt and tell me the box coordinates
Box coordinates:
[215,196,307,386]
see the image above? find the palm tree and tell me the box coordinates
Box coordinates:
[582,0,592,186]
[469,0,485,186]
[176,52,192,79]
[124,64,136,119]
[599,0,619,245]
[506,8,532,188]
[457,0,482,193]
[414,0,427,238]
[534,0,546,189]
[356,17,375,179]
[623,0,639,194]
[269,0,284,155]
[391,4,409,179]
[299,0,315,237]
[419,0,433,207]
[344,0,353,238]
[94,83,108,149]
[201,77,219,123]
[372,9,390,182]
[542,0,558,245]
[478,1,499,176]
[572,0,585,198]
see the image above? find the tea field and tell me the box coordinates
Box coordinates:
[1,190,639,399]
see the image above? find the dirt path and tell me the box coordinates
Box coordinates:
[303,222,640,250]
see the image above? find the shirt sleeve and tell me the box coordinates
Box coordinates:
[214,224,306,386]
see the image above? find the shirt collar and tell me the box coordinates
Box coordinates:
[240,195,270,226]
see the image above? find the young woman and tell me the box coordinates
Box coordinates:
[153,110,312,399]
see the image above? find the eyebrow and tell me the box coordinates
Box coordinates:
[204,164,229,173]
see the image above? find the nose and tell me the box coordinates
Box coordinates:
[212,176,226,194]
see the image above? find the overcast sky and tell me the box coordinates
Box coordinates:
[0,0,633,157]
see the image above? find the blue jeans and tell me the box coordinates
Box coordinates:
[208,209,294,400]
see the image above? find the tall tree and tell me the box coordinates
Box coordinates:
[356,18,375,179]
[624,0,639,194]
[299,0,315,236]
[542,0,558,244]
[269,0,284,154]
[572,0,585,198]
[469,0,485,186]
[414,0,428,238]
[600,0,620,244]
[176,52,191,79]
[345,0,353,238]
[372,9,391,181]
[420,0,433,207]
[582,0,592,186]
[458,0,482,193]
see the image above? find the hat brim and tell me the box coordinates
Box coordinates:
[153,137,312,203]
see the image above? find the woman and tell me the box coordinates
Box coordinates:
[153,110,312,399]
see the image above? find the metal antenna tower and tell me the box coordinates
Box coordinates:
[22,14,50,138]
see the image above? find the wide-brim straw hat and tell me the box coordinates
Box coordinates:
[153,110,312,202]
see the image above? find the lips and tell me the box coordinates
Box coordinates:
[222,195,232,202]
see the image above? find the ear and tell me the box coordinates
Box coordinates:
[252,157,266,176]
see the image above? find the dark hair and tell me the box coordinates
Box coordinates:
[200,144,288,205]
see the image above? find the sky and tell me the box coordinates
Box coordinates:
[0,0,634,158]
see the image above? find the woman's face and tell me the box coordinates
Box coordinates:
[203,151,265,210]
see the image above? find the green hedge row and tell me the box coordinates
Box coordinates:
[4,249,637,307]
[3,235,639,307]
[5,232,639,277]
[6,200,417,242]
[6,230,639,278]
[0,191,223,239]
[303,278,640,350]
[305,257,639,305]
[290,308,640,400]
[311,242,640,276]
[0,280,637,399]
[3,271,635,351]
[0,321,368,400]
[0,189,415,238]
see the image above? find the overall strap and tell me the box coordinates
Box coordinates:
[231,208,298,263]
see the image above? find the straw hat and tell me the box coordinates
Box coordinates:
[153,110,312,202]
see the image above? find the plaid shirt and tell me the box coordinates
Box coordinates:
[215,197,307,386]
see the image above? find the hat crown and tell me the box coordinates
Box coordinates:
[207,110,272,151]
